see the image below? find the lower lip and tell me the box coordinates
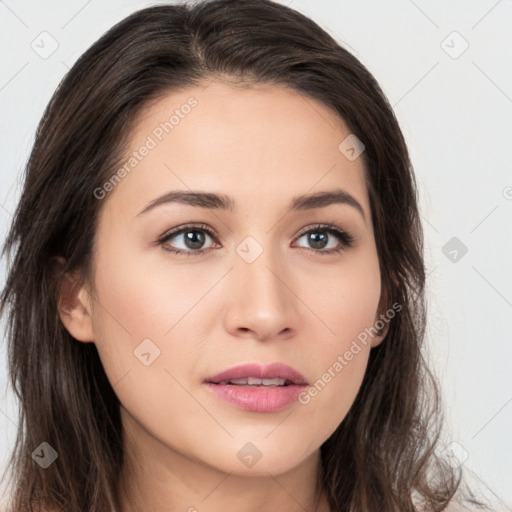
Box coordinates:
[204,383,307,412]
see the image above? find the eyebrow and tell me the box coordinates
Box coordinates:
[136,188,366,221]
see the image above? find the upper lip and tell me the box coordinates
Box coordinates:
[205,362,308,385]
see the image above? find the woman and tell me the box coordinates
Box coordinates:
[0,0,486,510]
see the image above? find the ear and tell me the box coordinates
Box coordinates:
[52,256,95,343]
[370,286,391,348]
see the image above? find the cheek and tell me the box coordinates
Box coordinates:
[88,231,222,387]
[88,250,211,446]
[293,252,381,435]
[303,248,382,350]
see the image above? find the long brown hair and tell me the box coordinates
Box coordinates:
[0,1,484,510]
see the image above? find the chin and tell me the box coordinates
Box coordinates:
[209,438,319,477]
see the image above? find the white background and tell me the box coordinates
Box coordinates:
[1,0,511,509]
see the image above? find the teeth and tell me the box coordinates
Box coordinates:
[218,377,288,386]
[262,378,287,386]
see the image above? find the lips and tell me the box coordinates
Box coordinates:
[205,362,308,386]
[203,362,309,412]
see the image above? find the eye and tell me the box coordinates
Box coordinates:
[157,223,218,257]
[157,222,355,257]
[292,224,355,255]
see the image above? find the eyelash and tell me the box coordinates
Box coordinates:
[157,222,355,257]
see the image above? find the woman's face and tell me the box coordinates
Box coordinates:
[62,80,386,477]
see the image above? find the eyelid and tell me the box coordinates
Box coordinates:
[157,222,218,242]
[295,222,350,238]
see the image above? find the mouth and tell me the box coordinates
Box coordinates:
[204,362,308,386]
[211,377,294,387]
[203,362,308,412]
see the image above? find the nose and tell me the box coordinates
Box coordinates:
[223,249,299,342]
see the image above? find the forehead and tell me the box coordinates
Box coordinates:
[104,80,370,218]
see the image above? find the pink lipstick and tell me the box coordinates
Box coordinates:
[204,362,308,413]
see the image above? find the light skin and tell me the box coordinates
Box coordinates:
[57,79,389,512]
